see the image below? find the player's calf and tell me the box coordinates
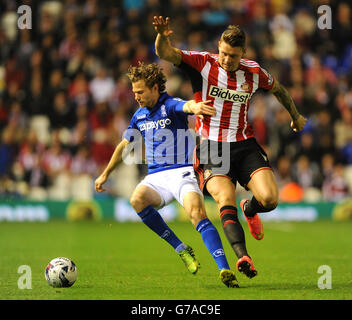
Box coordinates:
[196,218,231,271]
[220,206,248,258]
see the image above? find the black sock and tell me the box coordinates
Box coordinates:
[244,196,273,217]
[220,206,248,259]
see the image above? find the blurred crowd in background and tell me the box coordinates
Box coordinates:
[0,0,351,202]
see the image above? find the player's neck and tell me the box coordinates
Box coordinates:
[147,94,161,110]
[219,61,240,73]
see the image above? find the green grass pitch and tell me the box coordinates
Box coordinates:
[0,219,351,300]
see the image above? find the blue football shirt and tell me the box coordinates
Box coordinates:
[124,92,195,174]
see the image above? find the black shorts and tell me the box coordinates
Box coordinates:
[193,137,271,194]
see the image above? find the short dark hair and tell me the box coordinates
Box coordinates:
[220,25,246,48]
[127,62,166,93]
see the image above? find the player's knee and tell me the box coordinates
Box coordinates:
[210,189,233,207]
[188,207,206,226]
[130,194,148,212]
[208,184,236,207]
[216,195,235,208]
[260,194,278,210]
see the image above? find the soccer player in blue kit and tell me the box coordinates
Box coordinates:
[95,62,239,287]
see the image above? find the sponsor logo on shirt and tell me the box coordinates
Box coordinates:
[209,85,250,103]
[261,68,273,86]
[183,50,208,56]
[139,118,172,131]
[137,114,147,120]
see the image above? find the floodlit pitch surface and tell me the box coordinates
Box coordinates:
[0,219,351,300]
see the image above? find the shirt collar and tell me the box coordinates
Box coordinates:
[148,92,169,112]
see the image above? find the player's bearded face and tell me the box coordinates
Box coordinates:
[218,41,244,72]
[132,80,159,108]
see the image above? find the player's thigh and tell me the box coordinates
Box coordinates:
[206,175,237,208]
[129,184,163,212]
[182,191,207,226]
[247,169,279,208]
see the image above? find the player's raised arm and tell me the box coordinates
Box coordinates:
[183,100,216,120]
[95,139,130,192]
[153,16,182,66]
[269,79,307,132]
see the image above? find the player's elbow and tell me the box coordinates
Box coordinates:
[158,51,174,63]
[156,48,181,65]
[155,47,162,59]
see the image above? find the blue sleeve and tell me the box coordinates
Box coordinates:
[174,100,187,114]
[167,98,188,120]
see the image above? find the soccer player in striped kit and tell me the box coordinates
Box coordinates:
[153,16,307,279]
[95,62,239,287]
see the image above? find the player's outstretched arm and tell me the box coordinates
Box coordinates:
[153,16,182,66]
[183,100,216,120]
[95,139,130,192]
[269,80,307,132]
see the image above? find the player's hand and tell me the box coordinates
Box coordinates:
[95,174,108,193]
[291,114,307,132]
[152,16,173,37]
[191,100,216,120]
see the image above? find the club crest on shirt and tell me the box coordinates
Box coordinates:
[241,82,250,92]
[160,104,167,117]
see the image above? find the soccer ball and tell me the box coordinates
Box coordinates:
[45,257,77,288]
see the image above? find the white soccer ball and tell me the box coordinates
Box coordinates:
[45,257,77,288]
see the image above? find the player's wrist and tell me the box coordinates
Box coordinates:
[183,100,194,114]
[101,170,110,179]
[188,101,197,114]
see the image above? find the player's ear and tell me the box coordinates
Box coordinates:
[152,83,159,94]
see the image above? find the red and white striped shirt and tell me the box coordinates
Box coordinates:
[180,50,275,142]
